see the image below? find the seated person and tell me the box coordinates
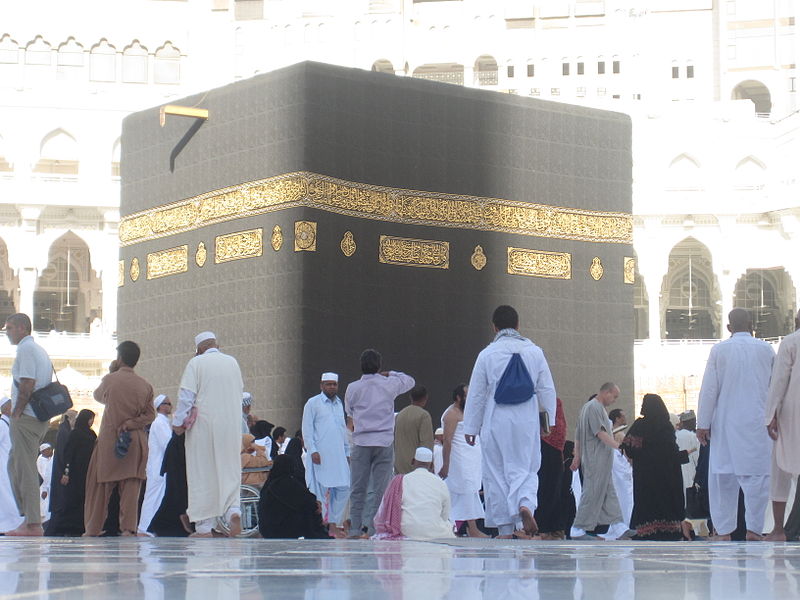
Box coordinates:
[241,434,271,488]
[374,447,455,540]
[258,455,330,539]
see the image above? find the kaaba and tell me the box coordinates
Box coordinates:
[118,61,634,429]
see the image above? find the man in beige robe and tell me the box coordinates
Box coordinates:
[766,309,800,541]
[173,332,243,537]
[84,341,155,536]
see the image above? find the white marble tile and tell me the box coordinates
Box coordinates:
[0,538,798,599]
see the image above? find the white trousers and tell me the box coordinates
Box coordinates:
[322,485,350,526]
[708,472,769,536]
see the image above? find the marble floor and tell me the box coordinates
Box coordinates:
[0,537,798,599]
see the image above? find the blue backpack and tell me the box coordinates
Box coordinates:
[494,353,535,405]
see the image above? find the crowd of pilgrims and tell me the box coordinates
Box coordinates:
[2,304,799,541]
[0,382,773,541]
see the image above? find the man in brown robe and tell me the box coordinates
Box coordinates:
[84,341,155,536]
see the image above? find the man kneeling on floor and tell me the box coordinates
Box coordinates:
[373,447,455,540]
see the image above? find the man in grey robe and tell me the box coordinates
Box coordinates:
[571,383,624,539]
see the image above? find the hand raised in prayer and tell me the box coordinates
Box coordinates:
[311,452,321,465]
[696,428,710,446]
[767,417,779,441]
[465,434,476,446]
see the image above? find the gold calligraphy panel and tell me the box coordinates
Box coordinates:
[146,246,188,280]
[379,235,449,269]
[120,172,632,247]
[507,247,571,279]
[624,257,635,284]
[215,228,263,263]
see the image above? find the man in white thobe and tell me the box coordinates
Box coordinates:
[675,410,700,504]
[302,372,351,537]
[0,398,23,533]
[138,394,173,535]
[173,332,244,537]
[36,443,53,524]
[697,308,774,540]
[463,305,557,538]
[765,309,800,541]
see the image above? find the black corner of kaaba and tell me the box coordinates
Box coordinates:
[118,61,634,427]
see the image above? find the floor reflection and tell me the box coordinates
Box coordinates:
[0,538,798,599]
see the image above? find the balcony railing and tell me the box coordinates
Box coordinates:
[0,332,117,360]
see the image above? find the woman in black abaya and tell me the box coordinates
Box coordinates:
[50,410,96,536]
[620,394,689,540]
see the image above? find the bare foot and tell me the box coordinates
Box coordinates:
[467,526,489,538]
[708,534,732,541]
[745,531,763,542]
[496,534,514,539]
[6,524,43,537]
[328,524,346,539]
[179,514,193,534]
[228,513,242,538]
[765,530,787,542]
[189,532,213,538]
[512,530,534,540]
[519,507,538,536]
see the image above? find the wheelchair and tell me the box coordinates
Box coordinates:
[215,465,271,538]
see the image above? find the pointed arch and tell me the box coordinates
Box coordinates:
[667,153,703,190]
[0,34,19,64]
[34,129,79,175]
[661,237,720,339]
[24,35,51,66]
[57,37,84,80]
[474,54,498,86]
[733,268,796,338]
[734,155,766,189]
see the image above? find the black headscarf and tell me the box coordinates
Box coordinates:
[622,393,678,459]
[74,409,95,432]
[250,420,274,440]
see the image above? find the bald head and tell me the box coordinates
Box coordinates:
[728,308,752,334]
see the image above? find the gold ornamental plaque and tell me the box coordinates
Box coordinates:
[471,245,487,271]
[623,257,635,284]
[215,228,263,263]
[271,225,283,251]
[294,221,317,251]
[379,235,449,269]
[146,245,188,280]
[130,257,140,282]
[195,242,207,267]
[507,248,571,279]
[118,260,125,287]
[340,231,356,257]
[590,257,604,281]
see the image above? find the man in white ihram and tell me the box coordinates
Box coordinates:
[463,305,557,538]
[173,332,244,537]
[138,394,172,535]
[697,308,774,541]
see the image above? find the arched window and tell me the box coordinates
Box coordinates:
[474,55,498,86]
[734,268,797,338]
[90,39,116,82]
[0,34,19,64]
[661,238,720,339]
[354,21,364,42]
[24,36,51,66]
[304,23,315,43]
[732,80,772,115]
[154,42,180,84]
[526,59,534,78]
[371,59,394,74]
[122,41,148,84]
[34,129,79,176]
[57,38,84,80]
[111,138,121,178]
[667,154,703,190]
[597,55,605,75]
[734,156,766,189]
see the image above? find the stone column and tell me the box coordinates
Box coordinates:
[17,267,37,322]
[101,263,118,336]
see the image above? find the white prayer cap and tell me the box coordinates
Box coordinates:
[0,397,9,408]
[434,427,444,436]
[39,443,52,452]
[669,413,680,427]
[194,331,216,347]
[153,394,168,409]
[242,392,252,407]
[321,372,338,382]
[414,447,433,463]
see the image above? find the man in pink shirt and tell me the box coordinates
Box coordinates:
[344,349,414,538]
